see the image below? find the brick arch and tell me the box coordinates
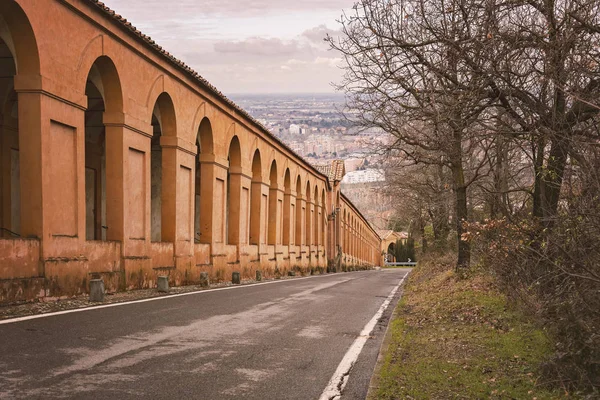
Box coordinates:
[282,168,292,245]
[249,149,262,245]
[227,135,242,169]
[294,175,303,245]
[251,149,262,179]
[305,180,312,245]
[267,160,278,245]
[150,92,177,137]
[83,56,123,114]
[82,56,123,241]
[145,75,178,135]
[268,159,278,189]
[342,208,347,252]
[0,2,40,77]
[218,122,250,166]
[149,92,177,242]
[193,116,214,244]
[313,184,319,245]
[196,117,214,155]
[321,188,327,247]
[226,136,242,245]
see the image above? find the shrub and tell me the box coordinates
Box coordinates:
[465,213,600,393]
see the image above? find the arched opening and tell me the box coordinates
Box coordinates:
[227,136,241,244]
[342,209,346,252]
[321,189,326,248]
[0,3,40,78]
[352,216,357,257]
[282,169,292,245]
[84,56,123,241]
[347,216,351,257]
[194,117,213,244]
[295,176,302,245]
[305,181,311,246]
[249,149,262,245]
[351,218,355,257]
[360,225,363,260]
[387,242,396,263]
[150,93,176,242]
[0,2,40,240]
[349,216,353,256]
[313,184,319,245]
[267,160,278,245]
[0,37,18,238]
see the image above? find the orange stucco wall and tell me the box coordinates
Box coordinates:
[0,0,381,304]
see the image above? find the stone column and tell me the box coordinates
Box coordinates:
[249,179,264,245]
[295,193,304,246]
[283,189,293,245]
[267,186,281,245]
[101,113,153,289]
[103,112,126,243]
[204,156,229,268]
[0,116,18,238]
[160,136,196,262]
[306,201,313,247]
[197,154,224,245]
[13,87,44,241]
[228,166,251,246]
[258,180,270,265]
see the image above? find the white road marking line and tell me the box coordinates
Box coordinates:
[0,272,352,325]
[319,273,408,400]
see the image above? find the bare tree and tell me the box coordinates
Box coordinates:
[329,0,495,269]
[384,157,453,250]
[470,0,600,223]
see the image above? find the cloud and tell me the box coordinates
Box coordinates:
[105,0,350,19]
[214,37,302,56]
[301,24,341,43]
[99,0,350,93]
[314,57,342,67]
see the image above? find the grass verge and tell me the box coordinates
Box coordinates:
[369,255,573,399]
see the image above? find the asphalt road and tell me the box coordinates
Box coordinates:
[0,269,410,400]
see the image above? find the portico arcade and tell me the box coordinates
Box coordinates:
[0,0,381,303]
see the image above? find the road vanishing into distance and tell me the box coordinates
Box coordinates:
[0,269,410,400]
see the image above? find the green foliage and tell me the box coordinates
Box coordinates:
[394,237,417,262]
[387,218,405,232]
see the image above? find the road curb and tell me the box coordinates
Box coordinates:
[365,274,409,400]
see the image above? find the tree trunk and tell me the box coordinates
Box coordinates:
[419,213,427,253]
[454,177,470,270]
[542,134,570,225]
[451,128,470,270]
[532,137,545,219]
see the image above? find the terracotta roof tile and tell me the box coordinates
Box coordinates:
[314,160,346,183]
[315,164,332,177]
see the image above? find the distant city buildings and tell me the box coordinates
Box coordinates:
[289,123,301,135]
[341,169,385,184]
[231,93,394,230]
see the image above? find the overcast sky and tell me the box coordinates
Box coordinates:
[101,0,352,95]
